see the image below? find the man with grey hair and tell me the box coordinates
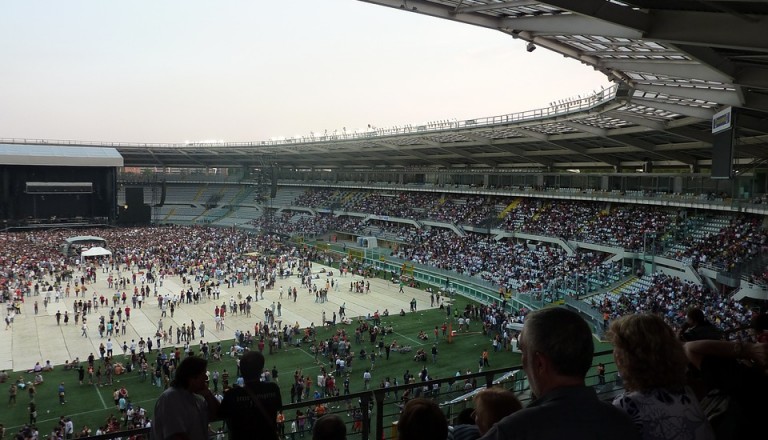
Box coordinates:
[480,307,640,440]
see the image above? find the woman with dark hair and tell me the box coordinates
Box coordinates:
[398,398,447,440]
[151,356,220,440]
[312,414,346,440]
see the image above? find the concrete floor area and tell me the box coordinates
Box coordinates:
[1,263,437,372]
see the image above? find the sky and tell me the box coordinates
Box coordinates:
[0,0,610,144]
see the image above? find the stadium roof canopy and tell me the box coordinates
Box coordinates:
[0,144,123,167]
[3,0,767,173]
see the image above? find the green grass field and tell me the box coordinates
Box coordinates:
[2,296,528,436]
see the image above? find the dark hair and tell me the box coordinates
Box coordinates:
[522,307,594,377]
[751,312,768,333]
[398,398,447,440]
[240,351,265,380]
[170,356,207,389]
[312,414,346,440]
[454,407,475,425]
[686,307,707,324]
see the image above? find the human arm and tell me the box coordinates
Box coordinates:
[684,339,768,369]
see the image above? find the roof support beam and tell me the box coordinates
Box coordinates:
[634,84,743,107]
[539,0,650,33]
[604,110,667,131]
[502,15,642,38]
[358,0,501,29]
[674,44,737,80]
[630,98,716,119]
[462,134,531,166]
[456,0,539,14]
[647,11,768,52]
[564,121,695,165]
[666,127,714,144]
[517,128,618,166]
[445,148,500,167]
[561,121,607,137]
[742,91,768,113]
[611,134,697,166]
[737,66,768,90]
[370,140,455,167]
[602,60,733,83]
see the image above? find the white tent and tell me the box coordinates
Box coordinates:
[81,246,112,257]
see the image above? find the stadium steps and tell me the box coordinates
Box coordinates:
[163,207,177,222]
[229,186,250,206]
[192,185,206,203]
[341,191,356,203]
[610,276,638,295]
[202,187,252,224]
[531,202,550,221]
[498,197,522,219]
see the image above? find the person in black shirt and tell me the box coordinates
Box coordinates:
[217,351,282,440]
[679,307,723,342]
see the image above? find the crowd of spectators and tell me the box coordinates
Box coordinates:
[666,214,768,272]
[286,188,768,278]
[594,271,754,337]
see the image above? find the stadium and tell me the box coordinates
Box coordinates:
[1,1,768,440]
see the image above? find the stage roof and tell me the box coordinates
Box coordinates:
[0,144,123,167]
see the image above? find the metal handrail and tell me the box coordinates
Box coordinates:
[78,350,619,440]
[0,86,617,148]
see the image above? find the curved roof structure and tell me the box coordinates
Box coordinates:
[360,0,768,116]
[2,1,766,173]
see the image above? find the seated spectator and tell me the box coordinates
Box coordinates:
[30,362,43,374]
[229,345,245,357]
[417,331,428,341]
[447,408,477,440]
[413,349,426,362]
[313,414,346,440]
[0,370,8,383]
[33,373,44,386]
[472,387,522,436]
[609,313,714,440]
[398,398,447,440]
[42,360,54,372]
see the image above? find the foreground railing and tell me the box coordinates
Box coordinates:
[83,351,619,440]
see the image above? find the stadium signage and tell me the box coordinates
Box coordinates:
[712,107,732,134]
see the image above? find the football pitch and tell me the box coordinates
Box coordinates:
[1,296,524,436]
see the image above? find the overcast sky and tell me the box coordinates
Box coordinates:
[0,0,610,144]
